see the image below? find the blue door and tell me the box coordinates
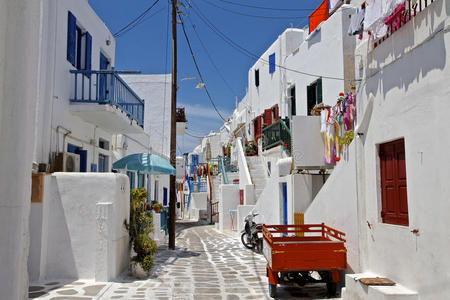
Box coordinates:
[163,187,168,206]
[282,182,288,225]
[99,53,109,101]
[75,149,87,172]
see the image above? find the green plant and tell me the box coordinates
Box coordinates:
[151,200,166,212]
[124,188,157,272]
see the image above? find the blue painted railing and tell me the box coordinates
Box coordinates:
[69,69,144,127]
[190,181,207,193]
[218,157,228,184]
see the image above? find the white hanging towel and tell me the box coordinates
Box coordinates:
[363,0,388,40]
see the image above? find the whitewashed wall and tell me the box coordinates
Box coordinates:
[121,74,171,158]
[349,1,450,297]
[28,173,129,282]
[34,0,118,170]
[0,1,42,298]
[284,6,355,116]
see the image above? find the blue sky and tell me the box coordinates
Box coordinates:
[88,0,323,153]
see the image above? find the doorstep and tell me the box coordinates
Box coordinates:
[342,273,418,300]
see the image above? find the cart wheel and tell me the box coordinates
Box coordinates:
[269,283,277,298]
[241,232,254,249]
[327,282,337,298]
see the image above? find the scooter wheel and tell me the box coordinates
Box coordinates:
[269,283,277,298]
[241,232,254,249]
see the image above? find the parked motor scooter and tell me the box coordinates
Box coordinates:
[241,211,263,253]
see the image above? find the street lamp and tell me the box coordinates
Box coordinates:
[180,76,205,89]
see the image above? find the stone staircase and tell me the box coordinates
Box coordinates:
[246,156,268,201]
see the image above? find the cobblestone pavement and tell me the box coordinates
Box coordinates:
[29,221,341,300]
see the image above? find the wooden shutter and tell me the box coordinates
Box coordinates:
[380,139,408,226]
[264,109,272,126]
[269,53,275,74]
[67,11,77,65]
[85,32,92,72]
[254,116,262,141]
[316,78,323,103]
[272,104,279,121]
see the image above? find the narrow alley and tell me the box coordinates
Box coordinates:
[28,222,337,300]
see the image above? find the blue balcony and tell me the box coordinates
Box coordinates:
[69,69,144,132]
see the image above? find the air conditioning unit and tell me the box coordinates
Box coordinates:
[53,152,80,172]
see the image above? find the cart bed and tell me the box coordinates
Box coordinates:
[262,223,347,272]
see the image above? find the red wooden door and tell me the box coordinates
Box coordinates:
[379,139,408,226]
[272,104,279,122]
[254,116,262,141]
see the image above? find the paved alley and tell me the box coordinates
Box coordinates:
[29,222,339,300]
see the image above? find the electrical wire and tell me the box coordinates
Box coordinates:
[216,0,316,11]
[185,131,205,139]
[179,14,227,122]
[185,15,237,97]
[189,2,358,82]
[199,0,312,19]
[114,7,165,38]
[113,0,161,37]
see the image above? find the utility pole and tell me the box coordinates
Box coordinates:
[168,0,177,250]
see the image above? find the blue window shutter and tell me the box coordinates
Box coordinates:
[85,32,92,72]
[67,11,76,65]
[269,53,275,74]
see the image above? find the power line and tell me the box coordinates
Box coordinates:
[186,15,237,97]
[114,7,165,38]
[199,0,313,19]
[179,14,227,122]
[189,2,357,81]
[215,0,316,11]
[185,131,205,139]
[113,0,161,37]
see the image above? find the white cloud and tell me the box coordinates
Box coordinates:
[179,102,231,121]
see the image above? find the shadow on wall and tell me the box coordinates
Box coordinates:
[44,178,79,280]
[367,0,447,97]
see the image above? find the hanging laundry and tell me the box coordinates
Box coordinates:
[364,0,388,40]
[348,8,365,36]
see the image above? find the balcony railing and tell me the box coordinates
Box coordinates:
[262,118,292,153]
[69,69,144,127]
[375,0,435,48]
[190,181,207,193]
[176,107,187,122]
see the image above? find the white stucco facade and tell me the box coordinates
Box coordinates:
[28,173,130,282]
[0,1,42,298]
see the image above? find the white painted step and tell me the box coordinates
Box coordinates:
[342,273,418,300]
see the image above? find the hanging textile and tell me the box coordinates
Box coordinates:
[348,8,365,36]
[309,0,329,33]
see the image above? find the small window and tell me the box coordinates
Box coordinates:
[379,139,408,226]
[255,69,260,87]
[290,86,296,116]
[269,53,275,74]
[307,78,323,115]
[99,138,109,150]
[98,154,109,172]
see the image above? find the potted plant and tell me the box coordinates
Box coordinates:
[245,140,258,156]
[151,200,164,213]
[124,188,157,279]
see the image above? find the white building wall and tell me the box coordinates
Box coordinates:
[28,173,129,282]
[33,0,121,174]
[121,74,172,158]
[284,6,354,117]
[0,1,42,298]
[350,1,450,297]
